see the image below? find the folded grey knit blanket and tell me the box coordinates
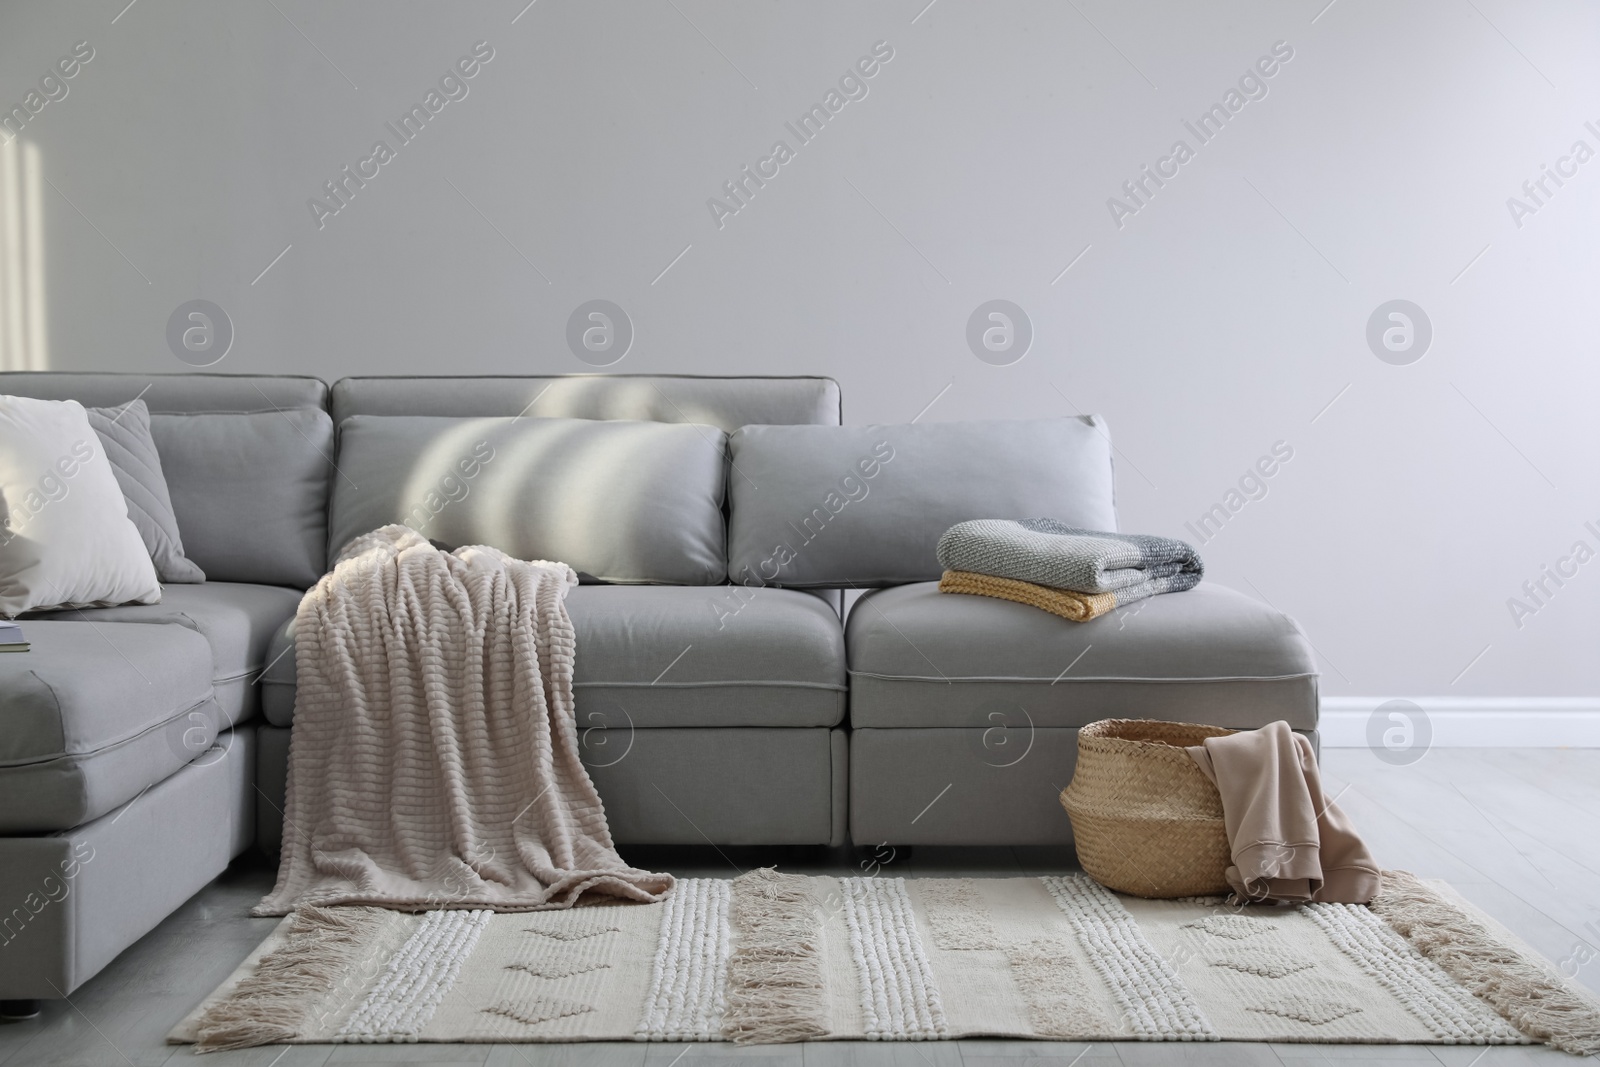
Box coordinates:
[936,519,1203,602]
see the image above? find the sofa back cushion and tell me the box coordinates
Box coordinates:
[329,415,728,585]
[0,373,333,588]
[726,417,1117,587]
[152,410,333,589]
[331,375,841,433]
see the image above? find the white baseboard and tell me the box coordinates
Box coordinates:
[1320,697,1600,748]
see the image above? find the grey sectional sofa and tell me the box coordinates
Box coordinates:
[0,371,1317,1010]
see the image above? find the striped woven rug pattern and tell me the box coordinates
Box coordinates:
[173,870,1599,1054]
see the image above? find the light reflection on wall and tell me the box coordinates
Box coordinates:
[0,140,48,371]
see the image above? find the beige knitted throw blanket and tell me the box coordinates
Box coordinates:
[254,525,672,917]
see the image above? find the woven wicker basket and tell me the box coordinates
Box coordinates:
[1059,718,1235,898]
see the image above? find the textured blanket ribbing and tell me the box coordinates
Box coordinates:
[937,519,1202,603]
[254,525,672,916]
[938,570,1117,622]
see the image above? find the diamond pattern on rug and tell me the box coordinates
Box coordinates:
[1210,949,1315,980]
[1303,901,1526,1044]
[520,913,621,941]
[1248,995,1364,1026]
[482,996,595,1027]
[501,911,621,984]
[1180,907,1320,982]
[504,958,611,979]
[1183,914,1272,941]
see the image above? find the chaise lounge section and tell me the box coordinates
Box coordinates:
[0,372,328,1007]
[847,581,1319,846]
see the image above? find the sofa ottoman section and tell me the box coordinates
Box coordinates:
[847,581,1318,730]
[849,726,1320,847]
[850,727,1082,846]
[846,581,1320,846]
[0,371,328,1007]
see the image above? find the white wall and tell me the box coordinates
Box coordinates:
[2,0,1596,704]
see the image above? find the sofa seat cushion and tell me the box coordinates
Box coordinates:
[261,584,847,730]
[846,582,1318,730]
[0,619,224,832]
[31,582,304,725]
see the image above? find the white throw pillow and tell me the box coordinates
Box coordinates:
[0,395,161,616]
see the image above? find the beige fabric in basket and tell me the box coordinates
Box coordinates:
[1188,720,1380,904]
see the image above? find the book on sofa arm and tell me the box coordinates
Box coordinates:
[0,620,27,652]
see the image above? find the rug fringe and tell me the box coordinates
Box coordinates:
[721,867,828,1044]
[1372,870,1600,1055]
[192,905,389,1053]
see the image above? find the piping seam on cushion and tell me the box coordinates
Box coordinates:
[573,680,847,691]
[0,691,222,768]
[844,670,1320,683]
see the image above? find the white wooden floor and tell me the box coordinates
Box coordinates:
[2,747,1597,1067]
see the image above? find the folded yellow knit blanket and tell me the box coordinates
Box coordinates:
[938,569,1118,622]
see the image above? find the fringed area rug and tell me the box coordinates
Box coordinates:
[172,869,1600,1054]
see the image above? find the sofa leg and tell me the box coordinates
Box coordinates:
[0,1000,41,1021]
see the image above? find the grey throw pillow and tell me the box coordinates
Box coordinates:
[85,399,205,583]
